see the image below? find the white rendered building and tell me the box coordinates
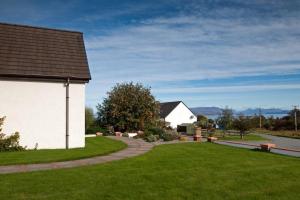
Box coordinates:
[160,101,197,129]
[0,23,91,149]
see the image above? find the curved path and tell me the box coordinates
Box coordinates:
[254,133,300,150]
[0,136,153,174]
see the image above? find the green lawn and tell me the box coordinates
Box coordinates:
[218,134,267,141]
[0,143,299,199]
[254,129,300,139]
[0,136,127,165]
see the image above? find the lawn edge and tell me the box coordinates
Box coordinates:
[0,137,128,166]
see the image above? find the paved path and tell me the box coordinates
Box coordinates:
[216,134,300,157]
[1,134,298,174]
[0,136,153,174]
[254,133,300,150]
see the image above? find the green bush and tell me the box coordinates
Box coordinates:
[96,82,159,131]
[143,127,180,141]
[0,132,26,152]
[86,125,107,135]
[161,131,180,141]
[0,116,25,152]
[145,134,159,142]
[145,127,165,138]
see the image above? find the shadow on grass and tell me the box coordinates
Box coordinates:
[251,148,268,152]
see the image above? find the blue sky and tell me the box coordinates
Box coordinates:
[1,0,300,110]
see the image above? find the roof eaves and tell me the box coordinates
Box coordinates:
[0,22,83,34]
[0,73,91,82]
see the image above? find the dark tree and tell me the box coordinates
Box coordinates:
[233,115,252,139]
[97,82,159,131]
[197,115,208,128]
[85,107,95,131]
[216,107,234,136]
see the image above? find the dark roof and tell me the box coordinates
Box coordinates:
[159,101,181,118]
[0,22,91,82]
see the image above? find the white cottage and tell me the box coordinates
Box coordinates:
[160,101,197,129]
[0,23,91,149]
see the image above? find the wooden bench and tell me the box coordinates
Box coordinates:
[260,143,276,151]
[207,137,218,142]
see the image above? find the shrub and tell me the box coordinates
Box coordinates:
[97,82,159,131]
[122,132,129,137]
[86,125,107,135]
[144,127,165,138]
[0,132,26,152]
[216,107,234,132]
[0,116,25,152]
[197,115,208,128]
[145,134,159,142]
[161,131,180,141]
[85,107,95,132]
[134,131,146,139]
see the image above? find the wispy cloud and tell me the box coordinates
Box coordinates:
[1,0,298,108]
[82,2,300,108]
[154,83,300,94]
[86,14,300,85]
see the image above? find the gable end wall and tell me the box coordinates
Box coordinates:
[0,79,85,149]
[165,102,196,128]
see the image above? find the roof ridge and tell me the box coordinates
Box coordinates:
[160,101,182,104]
[0,22,82,34]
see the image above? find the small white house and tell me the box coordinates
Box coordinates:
[0,23,91,149]
[160,101,197,129]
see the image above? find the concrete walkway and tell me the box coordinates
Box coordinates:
[254,133,300,150]
[216,134,300,157]
[0,136,153,174]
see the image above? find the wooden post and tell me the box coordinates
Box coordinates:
[295,111,298,132]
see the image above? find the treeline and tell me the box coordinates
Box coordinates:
[200,107,300,131]
[253,111,299,131]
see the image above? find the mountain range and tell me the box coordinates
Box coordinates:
[190,107,290,116]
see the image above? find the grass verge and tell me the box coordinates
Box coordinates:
[254,129,300,139]
[0,136,127,165]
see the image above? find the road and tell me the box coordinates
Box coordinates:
[216,133,300,157]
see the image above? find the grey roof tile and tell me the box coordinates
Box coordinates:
[0,22,91,81]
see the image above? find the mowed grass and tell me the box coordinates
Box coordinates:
[254,129,300,139]
[0,143,299,200]
[0,137,127,165]
[218,134,267,141]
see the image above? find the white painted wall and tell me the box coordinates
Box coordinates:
[0,79,85,149]
[165,102,196,128]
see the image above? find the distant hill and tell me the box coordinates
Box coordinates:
[237,108,289,115]
[190,107,289,116]
[190,107,222,116]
